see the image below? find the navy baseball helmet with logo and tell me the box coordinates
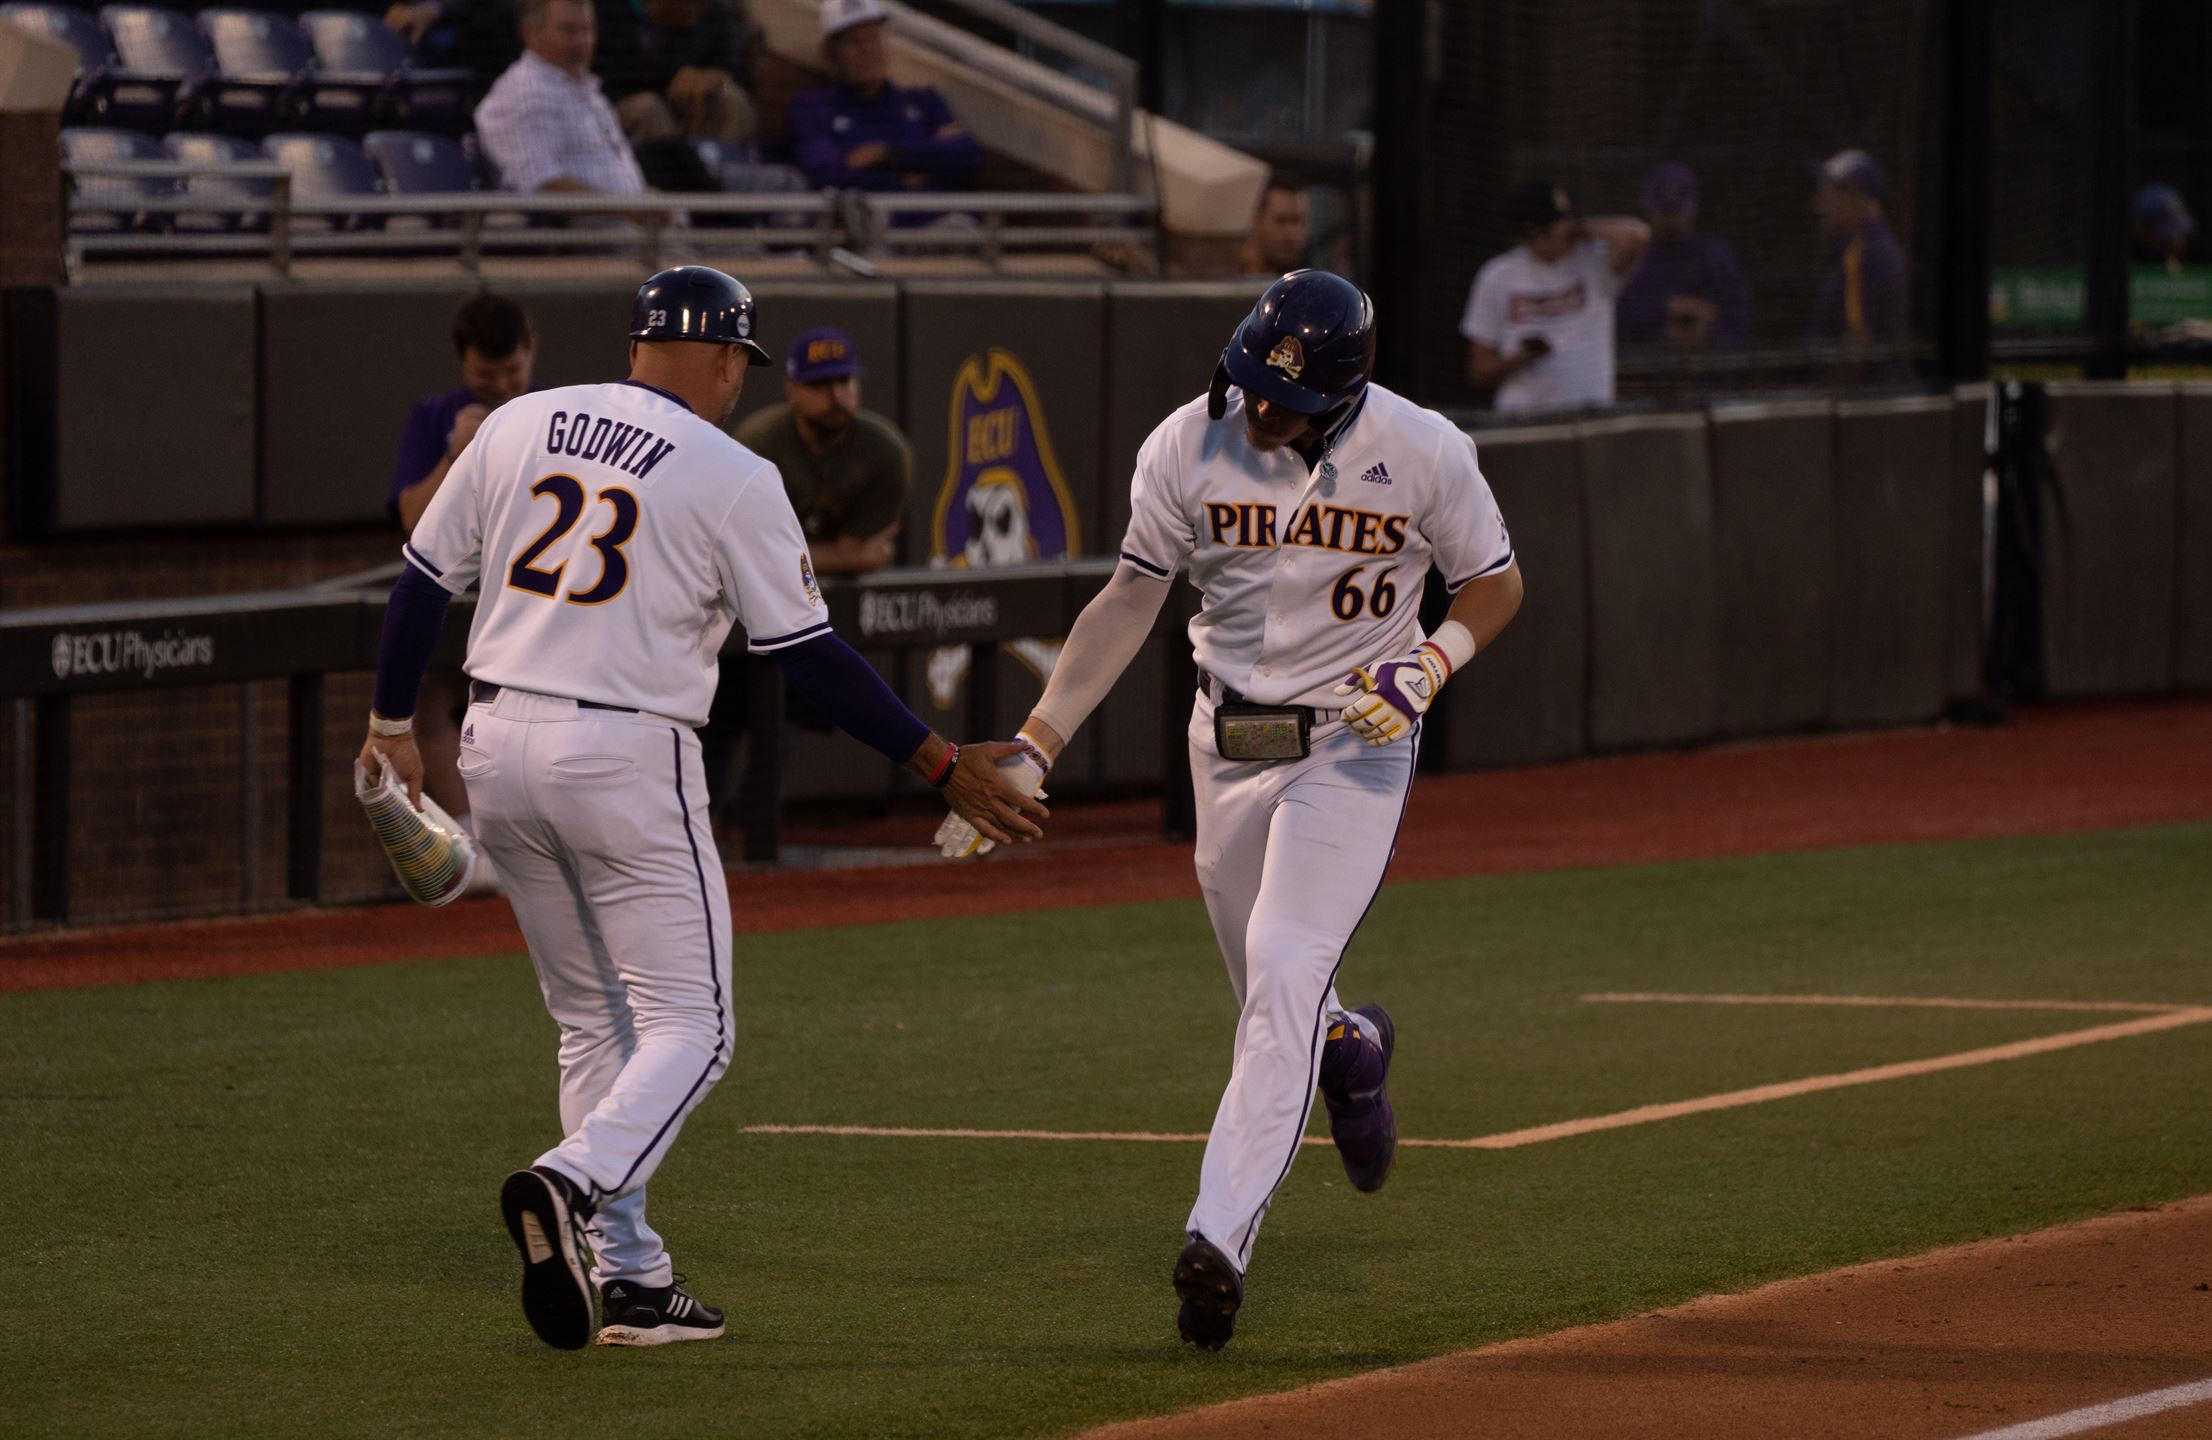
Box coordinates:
[630,265,772,367]
[1210,269,1376,419]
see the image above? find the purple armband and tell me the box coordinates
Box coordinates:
[371,563,454,719]
[772,631,930,763]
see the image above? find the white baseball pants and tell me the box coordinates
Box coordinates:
[459,687,734,1289]
[1183,697,1416,1273]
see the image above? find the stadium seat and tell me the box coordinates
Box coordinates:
[688,137,809,232]
[297,10,472,134]
[361,129,476,228]
[262,131,382,231]
[58,125,166,232]
[96,4,211,131]
[0,1,115,122]
[362,130,471,192]
[164,130,271,232]
[196,9,312,133]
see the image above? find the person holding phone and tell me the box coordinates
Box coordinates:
[1462,179,1648,414]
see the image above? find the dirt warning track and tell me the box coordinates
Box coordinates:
[4,696,2210,992]
[1082,1198,2212,1440]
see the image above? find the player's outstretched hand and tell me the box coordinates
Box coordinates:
[935,735,1050,858]
[357,732,426,810]
[943,739,1050,848]
[1333,642,1450,746]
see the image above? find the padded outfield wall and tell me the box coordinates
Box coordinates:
[2,277,2203,925]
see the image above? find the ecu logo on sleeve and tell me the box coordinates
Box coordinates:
[799,553,822,606]
[1267,335,1305,378]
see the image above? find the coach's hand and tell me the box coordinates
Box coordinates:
[935,734,1051,858]
[1334,642,1452,746]
[943,740,1050,848]
[358,730,426,810]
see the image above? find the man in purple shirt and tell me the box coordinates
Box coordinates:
[390,293,539,530]
[388,293,538,834]
[1808,148,1906,349]
[787,0,979,202]
[1616,161,1751,351]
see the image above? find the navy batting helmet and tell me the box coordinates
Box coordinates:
[630,266,772,367]
[1210,269,1376,420]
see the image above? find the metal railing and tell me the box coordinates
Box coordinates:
[858,191,1156,265]
[62,161,1159,278]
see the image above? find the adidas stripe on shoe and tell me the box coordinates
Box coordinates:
[596,1275,726,1346]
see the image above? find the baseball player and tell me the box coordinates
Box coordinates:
[357,266,1048,1351]
[936,271,1523,1350]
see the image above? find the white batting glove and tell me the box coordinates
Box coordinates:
[1334,639,1454,746]
[934,734,1051,858]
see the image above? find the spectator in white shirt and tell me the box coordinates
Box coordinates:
[475,0,649,200]
[1462,180,1649,414]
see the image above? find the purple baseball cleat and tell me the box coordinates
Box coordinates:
[1319,1003,1396,1192]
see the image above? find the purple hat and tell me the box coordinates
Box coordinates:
[1815,148,1887,199]
[2132,184,2195,243]
[787,326,861,383]
[1641,161,1697,218]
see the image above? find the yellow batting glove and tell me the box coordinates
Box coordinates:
[1332,641,1452,747]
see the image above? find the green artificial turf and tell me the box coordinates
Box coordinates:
[8,824,2211,1437]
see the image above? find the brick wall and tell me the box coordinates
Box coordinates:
[4,530,408,928]
[0,530,395,610]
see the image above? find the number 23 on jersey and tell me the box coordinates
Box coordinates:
[507,474,640,606]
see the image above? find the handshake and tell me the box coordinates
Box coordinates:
[933,731,1054,859]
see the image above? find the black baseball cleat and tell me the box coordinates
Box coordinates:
[1173,1236,1243,1352]
[1320,1003,1397,1192]
[596,1274,726,1346]
[499,1165,598,1350]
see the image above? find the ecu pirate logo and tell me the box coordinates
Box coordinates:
[927,347,1082,707]
[1267,334,1304,378]
[930,347,1081,569]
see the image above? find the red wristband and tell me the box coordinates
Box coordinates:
[927,743,959,788]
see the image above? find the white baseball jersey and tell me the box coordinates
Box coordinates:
[404,380,829,727]
[1460,238,1622,412]
[1118,383,1513,709]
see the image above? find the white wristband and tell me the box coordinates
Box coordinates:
[369,710,414,737]
[1012,728,1054,774]
[1425,621,1478,679]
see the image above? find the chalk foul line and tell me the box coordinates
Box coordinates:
[736,994,2212,1152]
[1951,1376,2212,1440]
[1450,1006,2212,1149]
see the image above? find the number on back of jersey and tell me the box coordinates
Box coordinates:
[507,474,641,605]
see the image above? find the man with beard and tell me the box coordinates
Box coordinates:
[702,327,914,823]
[730,327,911,576]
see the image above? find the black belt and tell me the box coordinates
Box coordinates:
[1196,671,1335,726]
[469,680,636,714]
